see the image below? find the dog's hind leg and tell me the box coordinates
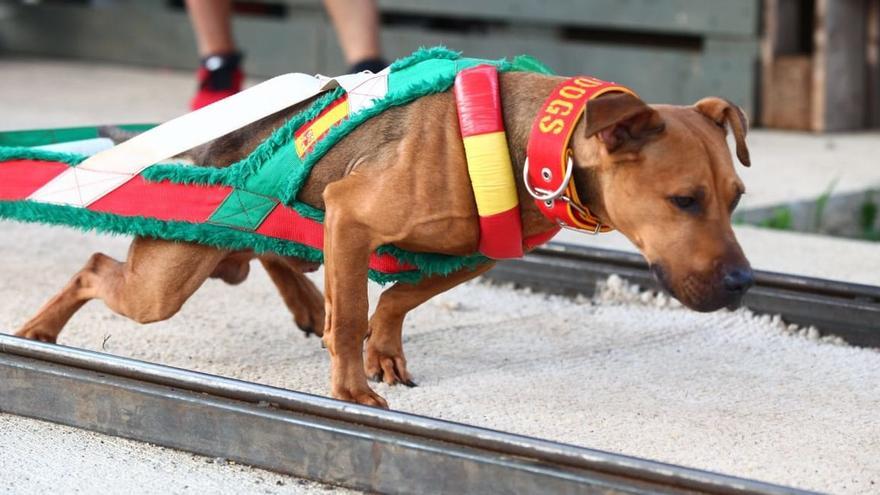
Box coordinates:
[209,251,255,285]
[15,238,227,342]
[259,255,325,338]
[366,262,494,386]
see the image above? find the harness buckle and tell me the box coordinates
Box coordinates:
[555,195,603,235]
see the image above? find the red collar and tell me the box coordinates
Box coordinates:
[525,76,636,233]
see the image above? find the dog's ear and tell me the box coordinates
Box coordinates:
[584,93,665,153]
[694,97,751,167]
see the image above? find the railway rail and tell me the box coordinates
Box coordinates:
[1,334,814,495]
[4,242,876,493]
[486,242,880,348]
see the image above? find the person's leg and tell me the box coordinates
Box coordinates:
[187,0,235,56]
[185,0,244,109]
[323,0,386,73]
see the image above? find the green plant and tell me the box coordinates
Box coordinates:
[759,207,794,230]
[812,178,839,232]
[859,191,878,239]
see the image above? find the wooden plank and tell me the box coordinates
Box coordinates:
[761,56,813,129]
[761,0,813,129]
[812,0,868,131]
[376,0,760,37]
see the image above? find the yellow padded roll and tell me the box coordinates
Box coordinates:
[462,131,518,216]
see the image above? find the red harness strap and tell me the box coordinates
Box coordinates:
[525,76,636,233]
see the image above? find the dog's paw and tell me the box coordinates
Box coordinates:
[365,347,416,387]
[297,323,319,338]
[14,326,58,343]
[293,299,325,339]
[332,385,389,408]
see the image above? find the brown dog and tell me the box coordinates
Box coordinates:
[15,71,752,407]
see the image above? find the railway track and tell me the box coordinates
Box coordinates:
[4,242,875,493]
[1,334,814,495]
[486,242,880,348]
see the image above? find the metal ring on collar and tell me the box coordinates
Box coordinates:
[522,155,574,202]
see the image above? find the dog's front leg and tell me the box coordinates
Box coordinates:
[259,255,325,338]
[321,179,387,408]
[366,262,494,386]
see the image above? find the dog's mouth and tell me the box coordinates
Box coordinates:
[649,264,674,297]
[725,297,745,311]
[649,264,746,312]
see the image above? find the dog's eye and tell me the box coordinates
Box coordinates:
[669,195,698,211]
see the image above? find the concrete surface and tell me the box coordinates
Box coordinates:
[736,131,880,209]
[0,413,357,495]
[2,57,880,494]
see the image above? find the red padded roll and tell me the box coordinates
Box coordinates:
[454,65,504,137]
[477,207,524,259]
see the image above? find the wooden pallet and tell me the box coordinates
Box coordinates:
[762,0,880,131]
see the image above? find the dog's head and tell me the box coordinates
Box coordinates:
[571,93,753,312]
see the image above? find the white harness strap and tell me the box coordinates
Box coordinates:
[29,69,390,207]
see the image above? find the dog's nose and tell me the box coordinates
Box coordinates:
[723,267,754,294]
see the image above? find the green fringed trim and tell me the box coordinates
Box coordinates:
[0,146,87,166]
[291,202,325,222]
[376,245,489,277]
[140,159,225,186]
[0,124,155,148]
[368,269,421,285]
[0,199,431,284]
[0,146,195,174]
[510,54,555,75]
[0,200,322,261]
[390,46,462,71]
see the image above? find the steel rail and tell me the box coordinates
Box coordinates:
[0,334,813,495]
[485,242,880,347]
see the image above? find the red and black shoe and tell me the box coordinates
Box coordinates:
[348,57,387,74]
[189,52,244,110]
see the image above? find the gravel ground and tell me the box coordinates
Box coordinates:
[0,222,878,494]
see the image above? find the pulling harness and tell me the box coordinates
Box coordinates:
[0,49,634,283]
